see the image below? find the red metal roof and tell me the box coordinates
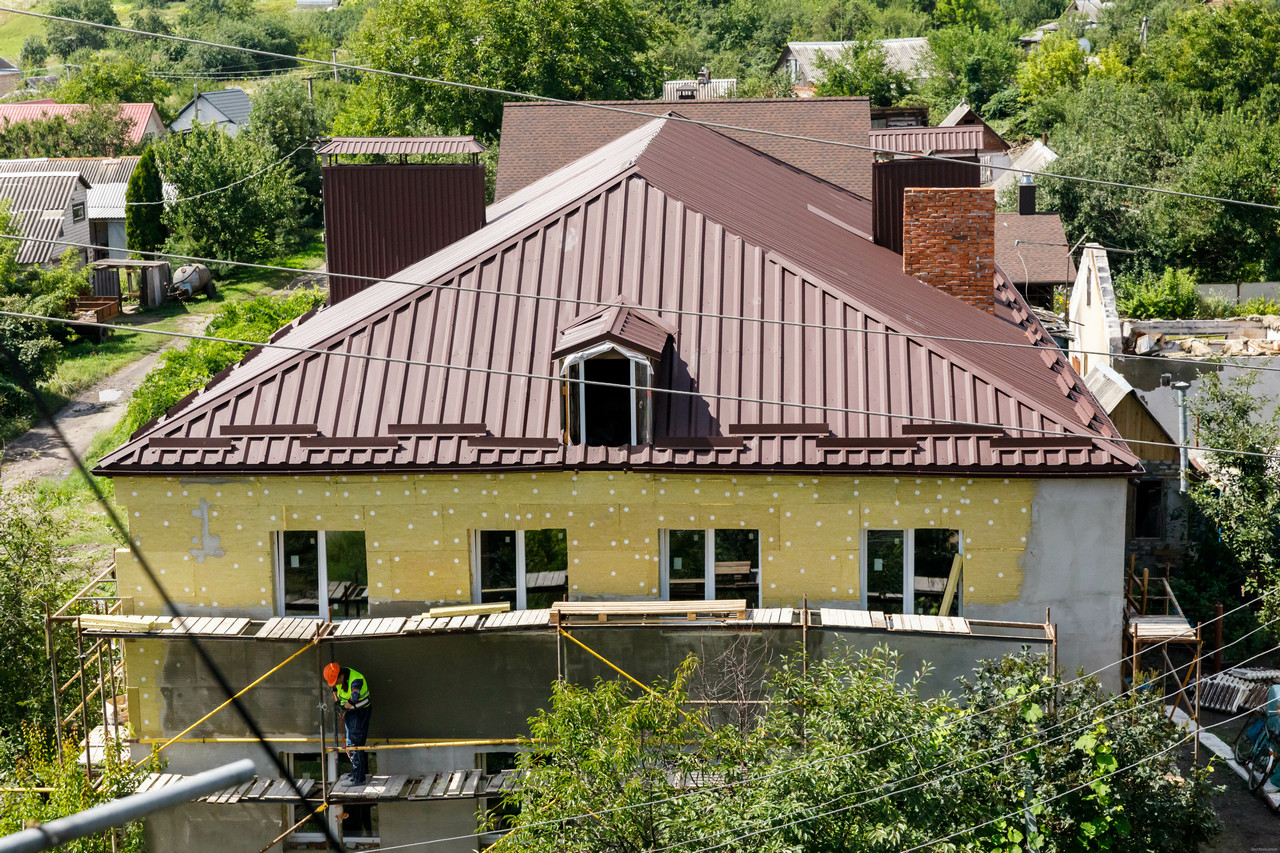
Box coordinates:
[495,98,875,200]
[0,103,161,146]
[96,117,1139,478]
[552,297,676,361]
[318,137,487,156]
[870,125,1009,155]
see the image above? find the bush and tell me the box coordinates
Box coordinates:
[1116,267,1203,319]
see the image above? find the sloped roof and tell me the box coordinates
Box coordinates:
[199,88,251,126]
[783,39,931,81]
[96,117,1138,478]
[0,171,87,263]
[495,98,874,200]
[0,58,18,73]
[990,140,1059,193]
[86,182,128,220]
[995,212,1077,287]
[0,156,140,184]
[661,79,738,100]
[1083,363,1132,415]
[0,104,159,145]
[318,137,486,156]
[870,125,1009,154]
[552,297,677,361]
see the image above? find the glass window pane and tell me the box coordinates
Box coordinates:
[324,531,368,619]
[713,529,759,608]
[525,529,568,609]
[865,530,905,614]
[281,532,320,617]
[478,531,518,606]
[342,804,378,840]
[914,528,961,616]
[667,530,706,601]
[582,356,632,446]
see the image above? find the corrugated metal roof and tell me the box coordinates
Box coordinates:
[199,88,251,126]
[661,79,738,100]
[871,126,1009,154]
[0,105,159,145]
[495,97,874,200]
[995,212,1077,287]
[0,171,86,263]
[318,137,487,156]
[96,117,1138,478]
[552,297,676,361]
[990,141,1059,193]
[781,39,931,86]
[86,182,128,220]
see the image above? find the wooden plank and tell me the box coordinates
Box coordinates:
[245,777,272,800]
[445,771,465,797]
[459,615,480,630]
[461,770,482,797]
[428,773,451,798]
[446,616,467,630]
[410,774,441,799]
[428,603,510,619]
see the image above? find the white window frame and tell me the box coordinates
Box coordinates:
[273,531,330,619]
[560,342,653,446]
[658,529,762,602]
[859,528,964,615]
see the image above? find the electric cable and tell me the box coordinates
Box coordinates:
[5,4,1280,212]
[0,349,345,851]
[6,232,1279,386]
[124,145,313,206]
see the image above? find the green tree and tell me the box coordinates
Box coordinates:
[1188,371,1280,622]
[56,58,172,115]
[125,146,166,256]
[153,123,307,262]
[249,78,322,222]
[183,16,298,75]
[1115,267,1202,319]
[934,0,998,30]
[924,25,1022,114]
[45,0,119,57]
[1017,29,1089,104]
[813,40,913,106]
[18,36,49,72]
[338,0,661,139]
[0,104,135,158]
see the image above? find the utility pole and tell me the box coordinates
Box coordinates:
[331,49,339,83]
[305,76,315,104]
[1173,380,1191,493]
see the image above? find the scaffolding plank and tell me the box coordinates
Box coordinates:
[461,770,482,797]
[245,777,273,800]
[428,773,451,798]
[445,771,466,797]
[409,774,441,799]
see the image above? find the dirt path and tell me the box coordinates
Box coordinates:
[0,314,210,485]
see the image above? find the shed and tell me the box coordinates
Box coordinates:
[1084,364,1177,463]
[0,171,90,265]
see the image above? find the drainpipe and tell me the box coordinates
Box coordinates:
[1173,380,1191,493]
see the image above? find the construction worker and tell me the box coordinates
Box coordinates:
[323,662,371,784]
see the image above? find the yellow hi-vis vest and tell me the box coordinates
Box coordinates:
[335,668,370,708]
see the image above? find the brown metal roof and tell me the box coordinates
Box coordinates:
[318,137,487,156]
[870,126,1009,154]
[96,117,1138,478]
[552,297,676,361]
[995,213,1077,287]
[495,97,874,200]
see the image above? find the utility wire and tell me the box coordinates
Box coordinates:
[125,145,313,206]
[5,4,1280,213]
[0,347,344,852]
[7,232,1279,385]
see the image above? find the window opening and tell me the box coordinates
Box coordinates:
[660,529,760,608]
[275,531,368,619]
[479,751,520,844]
[862,528,962,616]
[562,343,653,446]
[282,752,329,849]
[474,529,568,610]
[1133,480,1163,539]
[71,201,85,222]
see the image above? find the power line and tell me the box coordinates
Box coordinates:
[5,304,1277,464]
[0,346,344,852]
[4,4,1280,213]
[7,232,1280,386]
[126,145,313,206]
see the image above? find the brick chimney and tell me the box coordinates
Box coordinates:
[902,187,996,314]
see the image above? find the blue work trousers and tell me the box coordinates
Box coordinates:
[343,705,372,783]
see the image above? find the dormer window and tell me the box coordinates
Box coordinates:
[562,343,652,446]
[551,297,676,448]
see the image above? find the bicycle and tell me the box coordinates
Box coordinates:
[1234,710,1278,791]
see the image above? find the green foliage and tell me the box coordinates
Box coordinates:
[338,0,662,139]
[19,35,48,71]
[495,646,1218,852]
[154,123,307,262]
[0,726,146,852]
[0,104,135,158]
[924,25,1022,114]
[118,289,328,437]
[1187,371,1280,623]
[1018,30,1088,104]
[813,39,913,105]
[1115,267,1201,319]
[0,204,92,423]
[57,58,172,114]
[934,0,998,30]
[45,0,119,57]
[183,17,299,75]
[125,146,166,256]
[249,78,323,222]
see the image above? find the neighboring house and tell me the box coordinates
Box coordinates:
[870,105,929,128]
[86,118,1137,851]
[990,139,1059,195]
[0,155,141,259]
[1083,363,1184,569]
[0,57,21,98]
[777,37,930,95]
[870,100,1011,186]
[0,102,165,146]
[0,171,90,265]
[993,180,1077,307]
[661,76,737,100]
[495,97,874,199]
[1068,244,1123,379]
[169,87,252,136]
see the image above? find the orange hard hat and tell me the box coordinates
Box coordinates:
[323,662,341,686]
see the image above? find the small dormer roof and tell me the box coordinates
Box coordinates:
[552,296,676,361]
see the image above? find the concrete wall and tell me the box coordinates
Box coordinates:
[967,477,1126,691]
[145,802,280,853]
[1068,245,1122,377]
[1198,282,1280,304]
